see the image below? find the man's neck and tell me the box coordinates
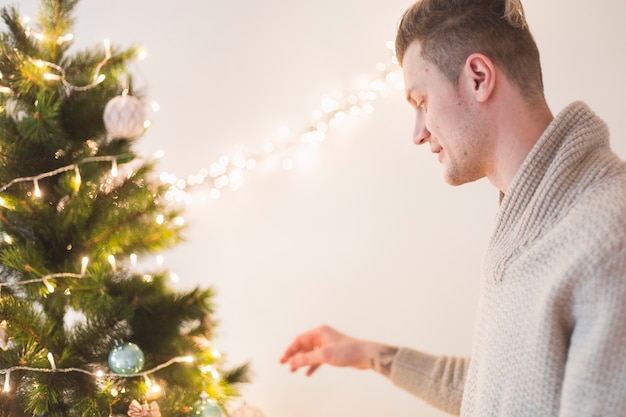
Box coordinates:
[488,99,554,193]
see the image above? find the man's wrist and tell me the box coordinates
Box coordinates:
[369,345,399,377]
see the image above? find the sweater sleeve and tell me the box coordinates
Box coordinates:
[389,347,469,415]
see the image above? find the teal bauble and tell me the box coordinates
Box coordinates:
[191,392,222,417]
[108,340,145,374]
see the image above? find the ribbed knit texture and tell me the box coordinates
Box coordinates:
[390,102,626,416]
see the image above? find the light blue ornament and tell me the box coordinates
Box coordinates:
[108,340,145,374]
[191,392,222,417]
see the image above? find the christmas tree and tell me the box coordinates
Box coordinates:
[0,0,249,416]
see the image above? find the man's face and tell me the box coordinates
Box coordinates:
[402,41,491,186]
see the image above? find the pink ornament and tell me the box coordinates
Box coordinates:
[103,94,146,139]
[127,399,161,417]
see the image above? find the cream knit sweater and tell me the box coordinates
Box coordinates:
[389,102,626,416]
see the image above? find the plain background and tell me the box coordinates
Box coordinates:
[8,0,626,416]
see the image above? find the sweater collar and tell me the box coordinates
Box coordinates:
[494,101,609,235]
[485,101,610,281]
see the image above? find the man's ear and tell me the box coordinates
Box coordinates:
[462,53,496,102]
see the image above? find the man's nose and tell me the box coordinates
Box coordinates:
[413,108,430,145]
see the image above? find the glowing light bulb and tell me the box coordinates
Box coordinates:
[57,33,74,44]
[108,255,116,272]
[74,167,82,190]
[3,370,10,392]
[103,39,111,58]
[156,214,165,225]
[47,352,56,370]
[130,253,137,268]
[43,278,55,293]
[33,179,41,198]
[137,48,148,61]
[111,159,118,177]
[81,256,89,275]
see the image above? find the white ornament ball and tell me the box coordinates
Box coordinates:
[103,94,146,139]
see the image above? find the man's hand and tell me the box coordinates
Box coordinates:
[280,324,398,377]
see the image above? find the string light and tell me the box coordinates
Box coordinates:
[0,155,129,194]
[0,272,84,290]
[0,355,196,393]
[158,46,403,204]
[27,39,112,92]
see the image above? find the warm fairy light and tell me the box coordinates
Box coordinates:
[150,383,162,395]
[200,365,220,380]
[43,72,61,81]
[210,347,222,359]
[110,387,119,396]
[130,253,137,268]
[108,255,116,272]
[3,370,10,392]
[155,214,165,225]
[3,234,13,245]
[103,39,111,58]
[81,257,89,275]
[177,356,194,363]
[137,48,148,61]
[33,179,42,198]
[47,352,56,370]
[111,159,118,177]
[143,274,153,283]
[169,272,180,284]
[157,50,402,205]
[96,369,104,378]
[156,255,164,268]
[74,167,82,190]
[42,278,55,293]
[56,33,74,44]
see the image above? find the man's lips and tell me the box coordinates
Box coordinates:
[431,146,443,162]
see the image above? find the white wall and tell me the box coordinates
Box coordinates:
[12,0,626,416]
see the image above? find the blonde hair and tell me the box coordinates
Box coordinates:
[395,0,544,103]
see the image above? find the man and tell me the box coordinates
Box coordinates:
[280,0,626,415]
